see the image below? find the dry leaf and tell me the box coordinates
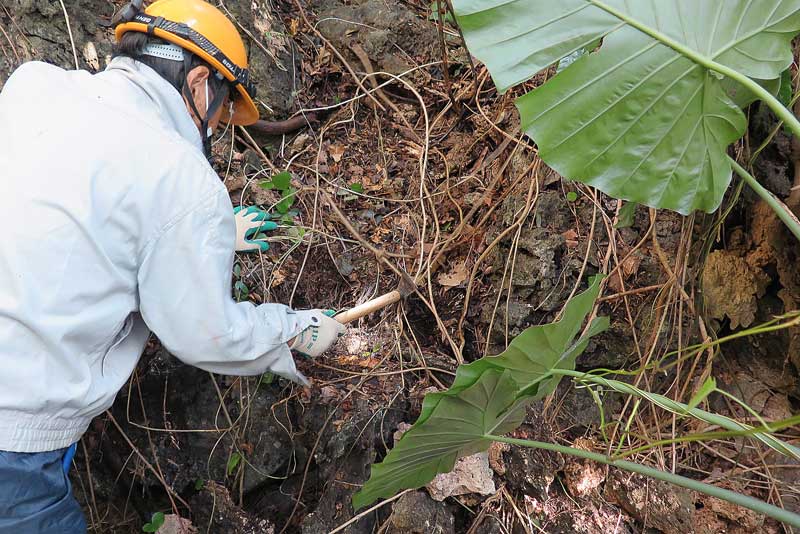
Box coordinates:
[316,47,332,67]
[291,133,310,151]
[437,261,469,287]
[335,354,383,368]
[370,226,391,243]
[401,141,423,158]
[271,268,286,288]
[488,441,509,476]
[562,228,578,248]
[608,250,643,293]
[319,386,338,402]
[329,143,346,163]
[563,437,605,497]
[157,515,196,534]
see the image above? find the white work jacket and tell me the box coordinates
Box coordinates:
[0,58,314,452]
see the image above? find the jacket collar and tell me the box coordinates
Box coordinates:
[103,57,203,151]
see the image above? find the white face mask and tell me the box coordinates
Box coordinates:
[204,79,212,138]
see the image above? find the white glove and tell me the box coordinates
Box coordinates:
[234,206,277,252]
[290,310,346,358]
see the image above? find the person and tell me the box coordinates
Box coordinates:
[0,0,346,531]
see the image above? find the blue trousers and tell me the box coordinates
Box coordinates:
[0,444,86,533]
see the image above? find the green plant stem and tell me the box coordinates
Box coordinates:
[728,156,800,241]
[581,382,609,442]
[588,0,800,139]
[591,312,800,377]
[715,387,774,432]
[654,313,800,374]
[545,369,800,460]
[615,412,800,460]
[486,434,800,528]
[614,397,641,456]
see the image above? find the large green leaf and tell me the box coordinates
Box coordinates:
[453,1,800,214]
[352,277,608,509]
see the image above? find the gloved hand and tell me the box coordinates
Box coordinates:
[290,310,346,358]
[234,206,277,252]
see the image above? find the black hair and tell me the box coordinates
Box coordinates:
[113,31,229,98]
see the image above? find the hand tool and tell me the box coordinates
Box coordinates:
[335,273,416,324]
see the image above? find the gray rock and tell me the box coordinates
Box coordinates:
[604,469,695,534]
[554,379,622,433]
[315,0,437,83]
[386,491,455,534]
[300,395,407,534]
[503,406,564,498]
[112,351,295,493]
[218,0,299,116]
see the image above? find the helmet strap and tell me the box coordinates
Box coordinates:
[181,55,227,159]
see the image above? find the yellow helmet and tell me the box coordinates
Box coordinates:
[115,0,259,126]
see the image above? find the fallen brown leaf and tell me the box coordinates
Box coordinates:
[437,261,469,287]
[329,142,346,163]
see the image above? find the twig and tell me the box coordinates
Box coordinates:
[456,159,540,358]
[289,123,325,305]
[105,410,191,510]
[442,0,478,102]
[349,43,421,142]
[328,489,412,534]
[292,0,385,110]
[58,0,79,70]
[433,0,454,105]
[321,190,413,283]
[557,187,599,320]
[293,61,440,116]
[0,18,20,63]
[78,440,100,530]
[238,127,280,173]
[598,284,665,302]
[217,1,287,72]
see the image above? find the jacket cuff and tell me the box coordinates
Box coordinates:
[292,309,323,334]
[251,305,316,386]
[254,304,315,345]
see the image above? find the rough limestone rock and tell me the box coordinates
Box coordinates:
[386,491,455,534]
[702,249,769,329]
[604,469,695,534]
[426,452,496,501]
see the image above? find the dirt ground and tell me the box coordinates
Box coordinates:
[1,0,799,533]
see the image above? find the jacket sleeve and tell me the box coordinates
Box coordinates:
[136,186,314,384]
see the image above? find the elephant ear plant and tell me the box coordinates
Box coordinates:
[353,277,609,509]
[353,1,800,526]
[455,0,800,237]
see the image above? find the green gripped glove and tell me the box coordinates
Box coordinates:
[233,206,278,252]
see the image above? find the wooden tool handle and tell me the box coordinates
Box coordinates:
[335,290,402,324]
